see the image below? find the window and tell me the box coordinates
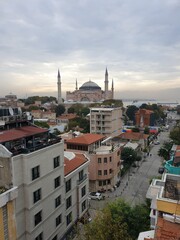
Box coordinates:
[66,212,72,226]
[104,170,107,175]
[99,181,102,186]
[66,179,71,193]
[107,179,111,184]
[79,170,84,181]
[33,189,41,204]
[56,214,62,227]
[81,186,86,197]
[32,166,40,181]
[98,170,102,176]
[81,200,86,212]
[54,156,60,168]
[103,180,106,186]
[55,195,61,208]
[54,176,61,189]
[109,157,112,162]
[35,232,43,240]
[98,158,101,163]
[34,211,42,226]
[104,158,107,163]
[109,169,112,174]
[66,196,72,209]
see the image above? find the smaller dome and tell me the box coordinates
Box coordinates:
[79,80,101,91]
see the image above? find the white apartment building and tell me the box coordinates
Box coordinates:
[64,152,90,235]
[0,108,90,240]
[90,107,122,138]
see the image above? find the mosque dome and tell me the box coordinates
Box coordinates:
[79,80,101,91]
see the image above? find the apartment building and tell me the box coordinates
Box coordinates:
[139,173,180,240]
[65,133,121,191]
[64,151,90,236]
[90,107,122,138]
[0,107,90,240]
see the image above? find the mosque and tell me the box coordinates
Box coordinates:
[57,68,114,103]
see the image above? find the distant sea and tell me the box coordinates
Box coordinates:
[122,99,180,108]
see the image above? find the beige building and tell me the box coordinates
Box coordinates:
[90,107,122,138]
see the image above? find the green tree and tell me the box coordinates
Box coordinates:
[121,147,137,167]
[67,107,75,114]
[55,104,65,117]
[144,127,150,134]
[126,105,139,122]
[80,107,90,117]
[82,206,132,240]
[170,126,180,145]
[82,199,150,240]
[158,141,173,160]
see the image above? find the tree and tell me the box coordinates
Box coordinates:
[55,104,65,117]
[121,147,138,168]
[126,105,139,122]
[158,141,173,160]
[144,127,150,134]
[82,199,150,240]
[170,126,180,145]
[82,206,132,240]
[67,107,75,114]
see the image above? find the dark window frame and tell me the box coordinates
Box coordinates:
[32,166,40,181]
[54,156,60,168]
[54,176,61,189]
[33,188,41,204]
[55,195,61,208]
[34,210,42,226]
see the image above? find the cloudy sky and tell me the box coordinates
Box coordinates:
[0,0,180,101]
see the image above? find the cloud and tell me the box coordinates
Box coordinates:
[0,0,180,101]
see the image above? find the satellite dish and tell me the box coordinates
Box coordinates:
[9,107,14,116]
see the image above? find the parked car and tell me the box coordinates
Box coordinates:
[89,192,105,200]
[158,167,165,174]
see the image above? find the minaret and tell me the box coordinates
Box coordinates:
[111,79,114,99]
[76,79,78,90]
[104,67,109,99]
[57,69,62,104]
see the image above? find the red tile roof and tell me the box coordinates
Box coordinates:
[64,153,88,175]
[119,132,149,140]
[66,133,105,145]
[0,126,48,143]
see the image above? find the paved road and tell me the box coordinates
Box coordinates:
[89,130,170,216]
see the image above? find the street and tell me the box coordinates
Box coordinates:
[89,130,170,215]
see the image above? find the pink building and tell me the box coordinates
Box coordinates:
[65,133,121,192]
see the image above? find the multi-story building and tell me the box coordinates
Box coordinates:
[64,151,90,232]
[90,107,122,138]
[139,173,180,240]
[0,107,90,240]
[65,133,121,191]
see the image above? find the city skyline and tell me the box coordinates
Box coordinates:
[0,0,180,101]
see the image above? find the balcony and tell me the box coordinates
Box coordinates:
[77,174,87,185]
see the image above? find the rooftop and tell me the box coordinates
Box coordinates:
[64,152,89,176]
[118,132,149,140]
[66,133,105,145]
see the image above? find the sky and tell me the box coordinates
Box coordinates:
[0,0,180,101]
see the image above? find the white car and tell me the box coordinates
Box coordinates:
[89,192,105,200]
